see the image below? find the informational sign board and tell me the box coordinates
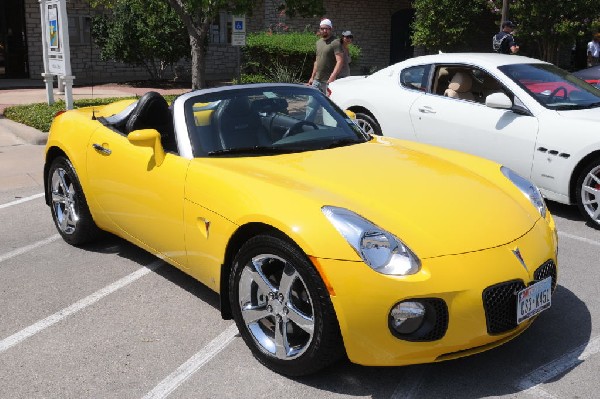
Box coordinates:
[231,15,246,46]
[39,0,74,108]
[42,0,72,75]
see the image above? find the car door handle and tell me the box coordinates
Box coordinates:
[92,143,112,155]
[418,106,436,114]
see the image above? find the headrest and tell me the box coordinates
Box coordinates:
[220,97,252,116]
[448,72,472,92]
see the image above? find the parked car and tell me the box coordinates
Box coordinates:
[330,53,600,228]
[44,83,557,376]
[572,65,600,88]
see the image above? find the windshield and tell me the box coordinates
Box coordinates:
[499,63,600,110]
[184,85,368,157]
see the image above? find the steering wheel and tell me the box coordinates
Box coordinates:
[548,86,568,102]
[282,121,319,138]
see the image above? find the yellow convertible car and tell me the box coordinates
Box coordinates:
[44,83,558,376]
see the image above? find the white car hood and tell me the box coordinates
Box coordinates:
[556,106,600,121]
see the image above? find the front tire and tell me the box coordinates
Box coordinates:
[355,112,382,136]
[229,234,344,376]
[47,156,101,245]
[575,158,600,228]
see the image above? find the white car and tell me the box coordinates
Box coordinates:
[330,53,600,228]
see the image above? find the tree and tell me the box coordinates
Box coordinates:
[411,0,489,52]
[91,0,325,89]
[92,0,189,80]
[486,0,600,64]
[163,0,324,89]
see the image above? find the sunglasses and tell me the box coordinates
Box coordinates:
[344,36,353,39]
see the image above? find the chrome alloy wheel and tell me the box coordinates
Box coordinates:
[356,118,376,135]
[581,164,600,224]
[238,254,315,360]
[50,167,79,235]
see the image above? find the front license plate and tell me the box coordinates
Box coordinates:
[516,277,552,324]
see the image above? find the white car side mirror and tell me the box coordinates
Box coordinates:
[485,92,513,109]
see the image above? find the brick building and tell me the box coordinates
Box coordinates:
[1,0,503,84]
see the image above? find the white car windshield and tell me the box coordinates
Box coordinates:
[184,85,369,157]
[499,63,600,110]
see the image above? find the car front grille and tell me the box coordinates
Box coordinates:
[483,260,557,335]
[534,260,557,292]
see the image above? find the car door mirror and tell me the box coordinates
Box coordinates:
[485,92,513,109]
[128,128,165,166]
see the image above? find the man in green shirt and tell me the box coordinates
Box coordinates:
[308,18,344,95]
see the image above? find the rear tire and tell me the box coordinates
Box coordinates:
[229,234,344,376]
[575,158,600,228]
[47,156,102,246]
[355,112,382,136]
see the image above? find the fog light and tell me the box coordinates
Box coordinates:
[390,301,426,334]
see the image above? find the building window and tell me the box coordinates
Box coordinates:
[209,12,232,44]
[68,15,91,45]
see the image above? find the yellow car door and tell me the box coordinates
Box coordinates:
[86,127,190,267]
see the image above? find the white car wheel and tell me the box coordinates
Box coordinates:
[576,159,600,228]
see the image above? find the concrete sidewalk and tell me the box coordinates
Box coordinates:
[0,80,191,144]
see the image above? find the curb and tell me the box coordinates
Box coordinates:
[0,117,48,145]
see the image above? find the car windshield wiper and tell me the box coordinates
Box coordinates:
[553,102,600,110]
[207,146,298,156]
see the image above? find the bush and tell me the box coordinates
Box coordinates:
[243,31,361,82]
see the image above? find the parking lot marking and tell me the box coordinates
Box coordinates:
[0,234,60,264]
[558,231,600,247]
[142,323,238,399]
[0,260,163,353]
[517,334,600,397]
[0,192,44,209]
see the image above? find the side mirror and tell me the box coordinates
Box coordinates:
[128,128,165,166]
[485,92,513,109]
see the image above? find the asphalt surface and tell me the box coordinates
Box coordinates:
[1,81,599,398]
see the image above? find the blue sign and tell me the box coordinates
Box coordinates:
[235,21,244,31]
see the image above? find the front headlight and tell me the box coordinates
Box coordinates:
[322,206,421,276]
[501,166,547,218]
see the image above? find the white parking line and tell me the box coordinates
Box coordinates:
[0,234,61,263]
[517,335,600,397]
[0,260,163,353]
[0,192,45,209]
[558,231,600,247]
[142,323,239,399]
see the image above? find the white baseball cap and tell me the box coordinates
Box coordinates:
[320,18,332,28]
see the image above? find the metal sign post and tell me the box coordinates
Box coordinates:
[231,15,246,83]
[39,0,75,109]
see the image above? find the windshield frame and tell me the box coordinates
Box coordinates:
[183,84,369,157]
[498,63,600,110]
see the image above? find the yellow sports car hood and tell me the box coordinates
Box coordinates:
[192,137,540,259]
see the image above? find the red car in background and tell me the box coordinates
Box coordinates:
[573,65,600,88]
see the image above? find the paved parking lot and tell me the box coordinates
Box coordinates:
[1,135,599,398]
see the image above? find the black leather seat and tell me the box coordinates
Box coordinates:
[211,96,270,150]
[125,91,177,152]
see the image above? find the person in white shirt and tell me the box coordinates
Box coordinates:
[587,33,600,67]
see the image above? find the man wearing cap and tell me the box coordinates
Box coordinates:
[493,21,519,54]
[308,18,344,94]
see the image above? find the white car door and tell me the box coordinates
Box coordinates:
[408,69,539,179]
